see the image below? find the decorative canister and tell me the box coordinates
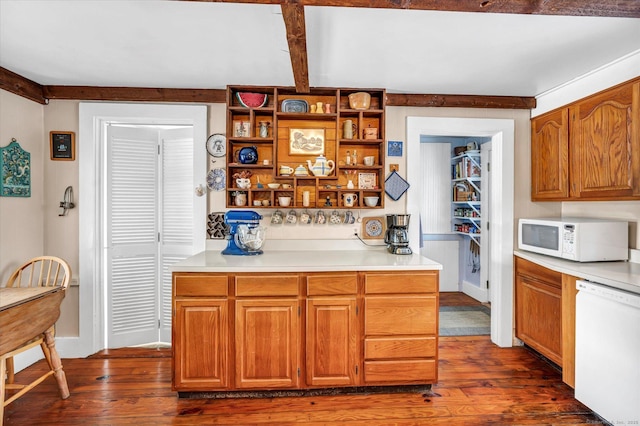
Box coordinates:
[234,192,247,207]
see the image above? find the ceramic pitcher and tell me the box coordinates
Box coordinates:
[343,120,356,140]
[342,193,358,207]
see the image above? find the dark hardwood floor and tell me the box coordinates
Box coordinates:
[3,293,603,425]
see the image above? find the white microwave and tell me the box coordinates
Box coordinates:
[518,218,628,262]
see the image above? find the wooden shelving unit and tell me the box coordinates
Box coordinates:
[226,86,386,209]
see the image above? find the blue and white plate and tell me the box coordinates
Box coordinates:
[207,168,226,191]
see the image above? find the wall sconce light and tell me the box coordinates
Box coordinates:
[59,185,75,216]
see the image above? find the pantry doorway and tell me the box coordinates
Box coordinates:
[407,117,515,348]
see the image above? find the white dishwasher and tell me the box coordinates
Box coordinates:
[575,279,640,425]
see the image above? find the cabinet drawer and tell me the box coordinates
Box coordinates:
[365,337,436,359]
[515,257,561,288]
[306,273,357,296]
[174,274,228,297]
[235,274,299,296]
[365,272,438,294]
[365,296,437,336]
[364,359,436,383]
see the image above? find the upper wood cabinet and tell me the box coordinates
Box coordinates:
[531,108,570,200]
[570,80,640,199]
[531,77,640,201]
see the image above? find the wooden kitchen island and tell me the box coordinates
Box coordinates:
[170,249,442,397]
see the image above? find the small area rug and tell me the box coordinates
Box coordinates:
[439,305,490,336]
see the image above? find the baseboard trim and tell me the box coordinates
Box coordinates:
[462,280,489,303]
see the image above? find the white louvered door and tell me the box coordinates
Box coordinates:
[106,124,200,348]
[158,127,197,342]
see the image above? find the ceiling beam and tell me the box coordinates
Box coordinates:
[386,93,536,109]
[42,86,227,103]
[183,0,640,18]
[3,80,535,109]
[0,67,47,105]
[281,2,310,93]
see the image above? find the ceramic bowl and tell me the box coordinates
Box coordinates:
[267,183,280,189]
[278,196,291,207]
[348,92,371,110]
[364,196,379,207]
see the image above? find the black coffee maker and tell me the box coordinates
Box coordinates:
[384,214,412,255]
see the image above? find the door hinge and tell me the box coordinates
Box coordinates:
[355,365,358,375]
[298,306,301,316]
[487,221,490,231]
[158,145,161,155]
[487,162,490,172]
[158,232,160,242]
[297,367,300,377]
[355,306,359,315]
[486,280,490,289]
[158,319,161,328]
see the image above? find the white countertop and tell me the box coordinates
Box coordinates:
[515,250,640,295]
[171,248,442,273]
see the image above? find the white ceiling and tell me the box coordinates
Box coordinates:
[1,1,639,97]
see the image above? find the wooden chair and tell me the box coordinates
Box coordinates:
[1,256,71,424]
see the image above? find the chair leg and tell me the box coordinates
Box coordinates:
[42,329,69,399]
[1,357,6,426]
[4,358,14,385]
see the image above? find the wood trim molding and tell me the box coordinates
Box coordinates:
[281,2,310,93]
[184,0,640,18]
[0,67,47,105]
[42,86,227,103]
[386,93,536,109]
[1,80,536,109]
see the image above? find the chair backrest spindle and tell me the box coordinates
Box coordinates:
[5,256,71,290]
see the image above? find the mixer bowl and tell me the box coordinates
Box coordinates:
[235,225,266,252]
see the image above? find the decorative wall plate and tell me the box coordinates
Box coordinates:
[206,134,226,157]
[207,168,226,191]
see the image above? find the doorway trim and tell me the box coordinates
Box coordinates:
[407,117,514,347]
[72,103,207,357]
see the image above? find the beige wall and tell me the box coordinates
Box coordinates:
[2,87,638,340]
[0,91,45,282]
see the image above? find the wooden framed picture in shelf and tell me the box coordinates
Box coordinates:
[289,128,324,155]
[50,131,75,161]
[358,172,377,189]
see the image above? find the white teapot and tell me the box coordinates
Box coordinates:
[306,155,335,177]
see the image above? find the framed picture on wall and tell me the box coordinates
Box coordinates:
[50,131,75,161]
[387,140,403,157]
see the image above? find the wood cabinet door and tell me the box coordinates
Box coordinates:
[306,297,358,387]
[515,271,562,366]
[235,299,300,389]
[570,80,640,199]
[173,299,228,390]
[531,108,570,200]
